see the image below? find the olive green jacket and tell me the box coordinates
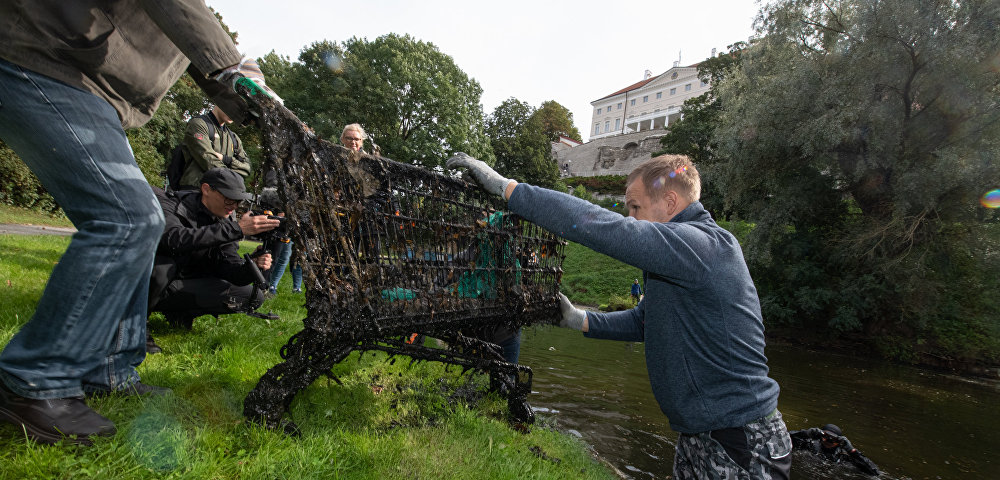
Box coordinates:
[0,0,244,128]
[179,113,250,188]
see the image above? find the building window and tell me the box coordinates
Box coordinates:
[605,121,610,131]
[701,79,709,87]
[656,92,662,99]
[615,118,620,130]
[630,99,636,106]
[617,102,622,109]
[685,83,692,91]
[643,95,648,103]
[594,123,600,135]
[670,87,676,95]
[596,109,600,115]
[671,72,678,79]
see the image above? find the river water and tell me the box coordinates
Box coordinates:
[518,326,1000,479]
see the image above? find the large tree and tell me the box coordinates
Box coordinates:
[655,42,747,218]
[485,98,558,188]
[531,100,582,143]
[263,35,494,169]
[713,0,1000,362]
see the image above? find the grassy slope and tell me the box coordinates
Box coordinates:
[0,204,72,228]
[560,242,642,308]
[0,234,613,479]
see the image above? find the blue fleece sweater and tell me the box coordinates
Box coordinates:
[509,184,779,434]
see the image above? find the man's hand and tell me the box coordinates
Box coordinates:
[558,292,588,332]
[215,57,283,105]
[446,152,515,199]
[239,212,281,236]
[253,252,272,271]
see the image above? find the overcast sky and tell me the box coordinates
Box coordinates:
[207,0,762,142]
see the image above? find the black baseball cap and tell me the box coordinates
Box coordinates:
[821,424,843,436]
[201,168,252,201]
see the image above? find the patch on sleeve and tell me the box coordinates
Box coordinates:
[194,133,204,140]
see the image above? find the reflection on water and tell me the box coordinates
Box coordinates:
[519,326,1000,480]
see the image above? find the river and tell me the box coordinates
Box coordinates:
[518,326,1000,479]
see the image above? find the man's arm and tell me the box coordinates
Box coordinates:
[584,301,645,342]
[228,133,252,178]
[158,194,243,254]
[137,0,242,77]
[508,183,714,287]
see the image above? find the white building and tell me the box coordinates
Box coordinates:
[588,62,711,141]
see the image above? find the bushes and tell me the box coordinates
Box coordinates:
[564,175,627,195]
[0,140,59,213]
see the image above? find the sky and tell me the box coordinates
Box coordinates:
[206,0,762,142]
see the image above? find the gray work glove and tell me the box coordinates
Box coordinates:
[558,292,587,331]
[445,152,514,198]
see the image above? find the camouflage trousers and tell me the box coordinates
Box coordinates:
[673,409,792,480]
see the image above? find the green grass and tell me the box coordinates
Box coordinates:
[561,242,643,308]
[0,204,72,228]
[0,234,613,479]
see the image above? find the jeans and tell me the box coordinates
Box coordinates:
[0,59,165,399]
[496,328,522,364]
[267,240,301,291]
[267,240,292,291]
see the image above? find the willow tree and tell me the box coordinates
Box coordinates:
[713,0,1000,362]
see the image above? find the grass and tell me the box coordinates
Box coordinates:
[0,233,613,479]
[560,242,642,308]
[0,204,72,228]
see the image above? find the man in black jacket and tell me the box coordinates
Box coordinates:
[790,424,880,476]
[148,168,280,344]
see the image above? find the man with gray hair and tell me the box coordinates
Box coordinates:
[447,153,791,479]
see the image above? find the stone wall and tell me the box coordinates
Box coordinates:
[553,131,666,178]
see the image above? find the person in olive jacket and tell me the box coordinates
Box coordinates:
[177,105,251,189]
[0,0,280,446]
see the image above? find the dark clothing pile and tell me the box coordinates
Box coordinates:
[790,427,880,476]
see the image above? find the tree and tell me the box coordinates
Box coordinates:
[656,42,747,219]
[531,100,582,143]
[265,35,494,169]
[485,98,559,188]
[713,0,1000,362]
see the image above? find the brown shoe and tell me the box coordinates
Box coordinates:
[0,382,115,445]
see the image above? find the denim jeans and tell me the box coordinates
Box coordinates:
[0,59,165,399]
[267,240,292,291]
[496,328,522,364]
[267,240,302,291]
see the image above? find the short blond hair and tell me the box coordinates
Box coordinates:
[626,154,700,203]
[341,123,367,140]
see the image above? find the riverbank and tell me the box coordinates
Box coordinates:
[0,233,614,479]
[765,326,1000,380]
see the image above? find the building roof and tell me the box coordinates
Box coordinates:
[592,63,703,103]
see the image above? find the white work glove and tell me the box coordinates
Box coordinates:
[558,292,587,331]
[445,152,514,198]
[215,57,284,105]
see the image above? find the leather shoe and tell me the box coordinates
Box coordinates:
[87,382,171,399]
[0,382,115,445]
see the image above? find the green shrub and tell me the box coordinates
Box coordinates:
[0,140,59,213]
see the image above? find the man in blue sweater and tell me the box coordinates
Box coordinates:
[447,153,791,479]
